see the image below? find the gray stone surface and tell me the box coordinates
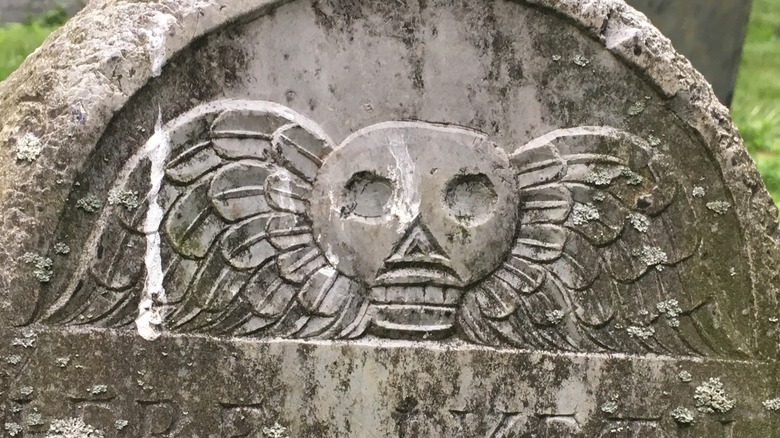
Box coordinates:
[0,0,779,436]
[0,0,85,24]
[625,0,752,105]
[0,0,752,106]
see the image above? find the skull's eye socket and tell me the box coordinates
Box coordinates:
[343,171,394,218]
[444,174,498,223]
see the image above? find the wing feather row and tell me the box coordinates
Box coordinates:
[462,126,716,355]
[44,101,365,340]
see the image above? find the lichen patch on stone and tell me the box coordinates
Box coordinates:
[46,418,104,438]
[89,384,108,395]
[26,411,44,427]
[585,169,614,186]
[21,252,54,283]
[15,133,44,162]
[627,101,646,116]
[545,310,565,325]
[76,195,103,213]
[627,212,649,232]
[706,201,731,215]
[657,299,682,327]
[572,54,590,67]
[626,325,655,339]
[108,189,141,210]
[53,242,71,255]
[763,398,780,412]
[670,407,694,425]
[262,422,289,438]
[571,203,600,225]
[620,168,643,185]
[600,400,619,414]
[11,331,37,348]
[4,422,22,437]
[632,246,667,268]
[647,134,661,146]
[694,378,735,413]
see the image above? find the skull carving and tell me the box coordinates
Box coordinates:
[310,122,520,337]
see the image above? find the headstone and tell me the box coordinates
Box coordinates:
[625,0,753,106]
[1,0,778,436]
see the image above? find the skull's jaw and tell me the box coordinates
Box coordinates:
[366,285,464,339]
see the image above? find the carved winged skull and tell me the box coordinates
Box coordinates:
[38,100,740,356]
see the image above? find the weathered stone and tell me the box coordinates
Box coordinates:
[625,0,753,105]
[0,0,778,436]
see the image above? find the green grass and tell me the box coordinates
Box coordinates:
[0,5,779,204]
[0,8,66,80]
[732,0,780,205]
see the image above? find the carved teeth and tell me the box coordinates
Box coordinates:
[368,286,462,305]
[369,304,457,339]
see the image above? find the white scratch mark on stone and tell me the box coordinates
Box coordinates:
[386,134,419,231]
[142,11,178,77]
[136,109,171,341]
[325,244,340,268]
[276,172,296,212]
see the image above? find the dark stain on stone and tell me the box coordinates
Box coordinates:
[411,58,425,89]
[285,89,297,103]
[508,62,524,82]
[393,396,419,438]
[633,33,643,55]
[635,195,652,210]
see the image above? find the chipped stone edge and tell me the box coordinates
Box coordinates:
[0,0,777,356]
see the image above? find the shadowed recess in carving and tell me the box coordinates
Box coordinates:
[443,173,498,225]
[341,171,394,219]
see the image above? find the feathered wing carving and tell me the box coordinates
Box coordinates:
[40,101,368,339]
[37,105,745,356]
[459,126,741,356]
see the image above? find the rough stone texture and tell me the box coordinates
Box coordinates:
[0,0,86,24]
[1,0,779,436]
[0,0,752,106]
[625,0,752,105]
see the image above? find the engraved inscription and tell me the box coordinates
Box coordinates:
[138,400,182,436]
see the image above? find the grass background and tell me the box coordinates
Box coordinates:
[732,0,780,205]
[1,2,779,205]
[0,8,67,80]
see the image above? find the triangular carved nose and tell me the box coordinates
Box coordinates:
[386,218,448,262]
[375,217,461,286]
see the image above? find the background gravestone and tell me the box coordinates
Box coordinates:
[0,0,779,436]
[625,0,753,105]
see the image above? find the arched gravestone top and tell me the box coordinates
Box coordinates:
[1,0,779,436]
